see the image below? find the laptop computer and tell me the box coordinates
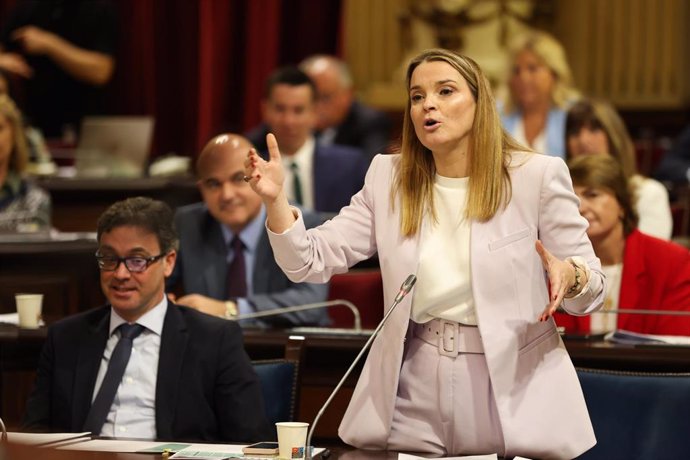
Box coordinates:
[74,116,154,178]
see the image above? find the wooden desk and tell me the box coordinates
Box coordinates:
[2,443,384,460]
[36,176,201,232]
[3,326,690,441]
[0,238,104,317]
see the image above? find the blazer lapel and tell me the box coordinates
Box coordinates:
[312,146,326,211]
[619,231,646,330]
[155,304,188,439]
[72,307,110,431]
[252,231,272,294]
[202,214,229,299]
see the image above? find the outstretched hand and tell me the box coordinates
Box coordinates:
[535,240,577,322]
[244,133,285,204]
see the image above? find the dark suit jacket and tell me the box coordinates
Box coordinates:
[326,100,392,160]
[245,129,367,214]
[168,203,330,327]
[555,229,690,335]
[22,303,272,443]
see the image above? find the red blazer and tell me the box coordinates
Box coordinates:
[556,229,690,335]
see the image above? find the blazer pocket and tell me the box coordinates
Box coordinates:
[518,325,558,356]
[488,227,531,252]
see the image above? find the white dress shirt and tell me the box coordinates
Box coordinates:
[281,136,315,210]
[93,296,167,438]
[412,174,477,325]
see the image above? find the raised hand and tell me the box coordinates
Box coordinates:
[244,133,285,203]
[535,240,577,322]
[244,133,296,233]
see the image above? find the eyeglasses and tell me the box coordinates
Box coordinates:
[95,253,167,273]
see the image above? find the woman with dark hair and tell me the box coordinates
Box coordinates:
[245,49,604,458]
[0,94,50,232]
[566,99,672,239]
[557,155,690,336]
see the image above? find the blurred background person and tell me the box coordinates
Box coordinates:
[0,0,117,139]
[655,124,690,187]
[0,93,50,232]
[167,133,329,327]
[299,54,392,160]
[499,30,579,158]
[0,66,52,168]
[566,99,672,240]
[246,66,367,214]
[556,155,690,336]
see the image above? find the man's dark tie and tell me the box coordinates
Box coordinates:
[290,162,303,205]
[227,236,248,298]
[83,323,145,434]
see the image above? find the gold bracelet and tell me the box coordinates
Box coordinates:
[566,262,582,296]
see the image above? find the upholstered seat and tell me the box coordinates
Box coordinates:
[576,367,690,459]
[327,269,384,329]
[252,337,304,426]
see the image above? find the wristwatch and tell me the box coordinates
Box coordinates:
[224,300,238,319]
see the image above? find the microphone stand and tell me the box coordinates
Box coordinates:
[0,416,7,443]
[235,299,362,332]
[305,275,417,458]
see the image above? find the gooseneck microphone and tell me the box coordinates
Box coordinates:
[234,299,362,331]
[305,274,417,458]
[0,415,7,443]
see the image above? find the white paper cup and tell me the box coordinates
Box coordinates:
[16,294,43,329]
[276,422,309,460]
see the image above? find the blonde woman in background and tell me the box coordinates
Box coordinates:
[0,94,50,232]
[500,30,579,158]
[566,99,672,240]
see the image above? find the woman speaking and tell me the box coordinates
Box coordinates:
[245,49,604,459]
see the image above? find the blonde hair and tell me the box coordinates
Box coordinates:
[394,49,526,237]
[565,99,638,179]
[503,31,578,113]
[0,94,28,174]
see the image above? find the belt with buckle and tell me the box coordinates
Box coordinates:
[413,318,484,356]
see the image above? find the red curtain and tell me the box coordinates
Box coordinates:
[0,0,342,159]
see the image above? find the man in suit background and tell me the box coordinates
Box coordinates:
[23,197,270,443]
[299,55,392,160]
[246,66,367,214]
[168,134,329,327]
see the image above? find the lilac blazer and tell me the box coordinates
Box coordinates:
[268,152,604,458]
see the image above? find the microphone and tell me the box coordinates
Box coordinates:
[0,415,7,443]
[235,300,362,331]
[305,274,417,458]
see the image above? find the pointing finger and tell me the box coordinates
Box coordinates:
[266,133,281,162]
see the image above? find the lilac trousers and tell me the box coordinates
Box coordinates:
[387,321,505,456]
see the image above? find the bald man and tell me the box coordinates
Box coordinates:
[300,55,391,160]
[167,134,329,327]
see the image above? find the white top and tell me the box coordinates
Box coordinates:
[281,136,315,210]
[632,174,672,240]
[590,263,623,334]
[512,116,546,154]
[93,297,167,439]
[411,174,476,325]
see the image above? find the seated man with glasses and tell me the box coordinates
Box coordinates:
[22,197,271,443]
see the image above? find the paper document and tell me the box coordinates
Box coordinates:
[7,431,90,446]
[606,329,690,346]
[58,439,168,452]
[0,313,45,327]
[171,444,326,459]
[399,454,498,460]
